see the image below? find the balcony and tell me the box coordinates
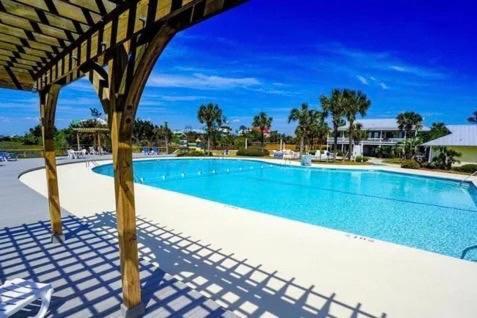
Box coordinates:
[327,137,405,145]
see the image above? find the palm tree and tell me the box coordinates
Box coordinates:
[288,103,323,156]
[309,117,329,151]
[155,122,172,153]
[468,111,477,124]
[343,90,371,159]
[396,111,423,139]
[320,89,348,154]
[351,122,367,145]
[252,112,273,149]
[198,103,223,154]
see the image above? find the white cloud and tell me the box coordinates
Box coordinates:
[389,65,444,79]
[379,82,390,90]
[148,73,261,90]
[356,75,369,85]
[160,95,207,102]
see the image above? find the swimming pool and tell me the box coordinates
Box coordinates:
[94,158,477,259]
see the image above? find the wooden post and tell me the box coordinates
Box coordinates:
[87,25,176,317]
[76,132,80,151]
[40,84,63,243]
[98,132,102,154]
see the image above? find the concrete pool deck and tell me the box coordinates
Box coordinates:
[18,157,477,317]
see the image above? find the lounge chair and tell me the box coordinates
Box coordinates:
[283,150,299,160]
[67,149,76,159]
[0,278,53,318]
[6,153,17,161]
[313,150,333,161]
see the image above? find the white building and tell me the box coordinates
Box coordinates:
[422,125,477,164]
[327,118,429,156]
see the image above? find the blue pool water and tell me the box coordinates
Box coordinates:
[94,159,477,259]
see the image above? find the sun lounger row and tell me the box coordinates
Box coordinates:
[143,147,160,156]
[271,150,300,159]
[0,152,17,162]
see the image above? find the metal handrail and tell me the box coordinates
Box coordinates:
[460,171,477,186]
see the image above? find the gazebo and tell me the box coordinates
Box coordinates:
[72,126,109,151]
[0,0,244,316]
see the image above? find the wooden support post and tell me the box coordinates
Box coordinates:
[107,45,143,317]
[40,84,63,243]
[98,132,102,154]
[86,25,176,317]
[76,132,80,151]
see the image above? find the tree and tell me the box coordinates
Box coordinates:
[252,112,273,149]
[288,103,324,156]
[133,119,155,146]
[396,111,423,139]
[343,90,371,159]
[468,111,477,124]
[421,122,450,143]
[309,117,329,150]
[320,89,348,154]
[351,122,367,145]
[155,122,172,153]
[431,147,461,170]
[198,103,223,154]
[90,107,102,119]
[23,124,44,145]
[397,136,422,159]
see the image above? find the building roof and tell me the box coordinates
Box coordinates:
[422,125,477,146]
[338,118,430,131]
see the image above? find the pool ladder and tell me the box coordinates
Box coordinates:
[459,171,477,186]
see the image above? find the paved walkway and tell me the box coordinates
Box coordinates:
[0,157,71,228]
[0,156,233,318]
[0,154,158,227]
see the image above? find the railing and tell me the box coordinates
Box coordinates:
[460,171,477,186]
[326,138,405,144]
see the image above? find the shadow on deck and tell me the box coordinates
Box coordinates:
[1,213,387,317]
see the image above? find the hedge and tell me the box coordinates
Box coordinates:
[236,147,269,157]
[401,160,420,169]
[453,164,477,174]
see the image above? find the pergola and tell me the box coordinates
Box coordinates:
[0,0,244,316]
[72,126,109,151]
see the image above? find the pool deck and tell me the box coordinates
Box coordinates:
[7,157,477,317]
[1,155,237,317]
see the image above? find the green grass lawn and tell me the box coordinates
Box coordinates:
[0,141,42,150]
[0,141,43,158]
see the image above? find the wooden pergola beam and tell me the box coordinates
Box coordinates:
[0,66,34,89]
[12,0,104,25]
[0,10,80,41]
[36,0,245,91]
[0,22,69,47]
[62,0,117,15]
[1,0,91,32]
[0,48,46,63]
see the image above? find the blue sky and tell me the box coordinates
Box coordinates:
[1,0,476,135]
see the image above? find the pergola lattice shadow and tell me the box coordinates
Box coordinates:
[0,215,232,318]
[1,213,387,318]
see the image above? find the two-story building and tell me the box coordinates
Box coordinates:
[326,118,429,156]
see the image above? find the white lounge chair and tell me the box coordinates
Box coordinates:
[0,278,53,318]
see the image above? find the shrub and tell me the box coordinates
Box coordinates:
[236,147,269,157]
[453,164,477,174]
[431,147,461,170]
[177,150,209,157]
[355,156,369,163]
[401,160,420,169]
